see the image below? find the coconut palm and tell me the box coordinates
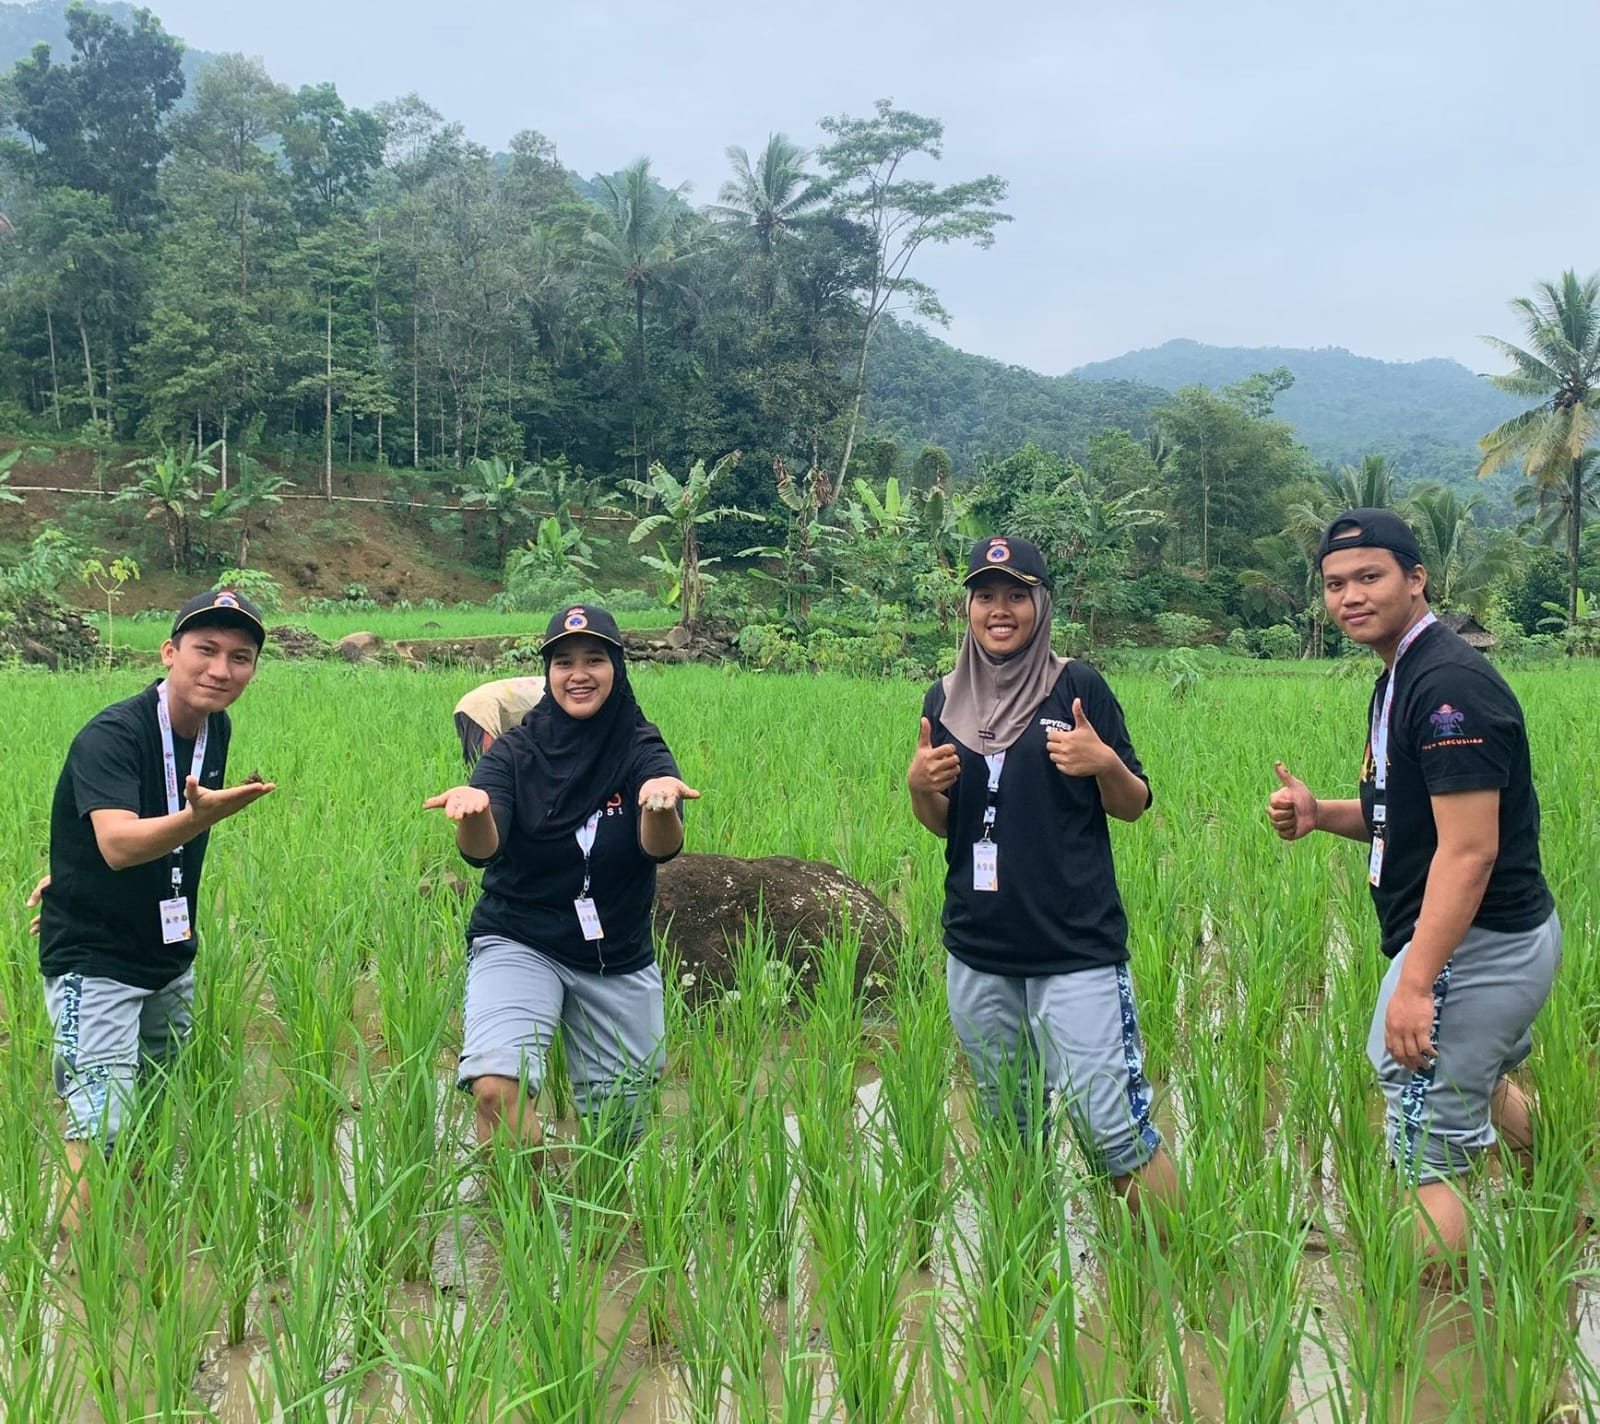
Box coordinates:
[1407,485,1516,618]
[711,134,826,317]
[1478,269,1600,622]
[582,159,697,393]
[1321,453,1403,512]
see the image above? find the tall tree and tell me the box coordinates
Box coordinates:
[816,100,1009,489]
[1478,269,1600,622]
[8,2,185,231]
[583,158,698,438]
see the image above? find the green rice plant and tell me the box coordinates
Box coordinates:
[629,1116,706,1352]
[389,1283,532,1421]
[1188,1146,1310,1424]
[254,1160,372,1424]
[875,940,954,1272]
[744,1074,799,1302]
[496,1164,641,1424]
[800,1130,921,1424]
[1087,1187,1163,1415]
[941,1111,1060,1418]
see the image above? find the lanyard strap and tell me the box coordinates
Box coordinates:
[1370,612,1436,796]
[980,752,1005,840]
[156,681,208,890]
[574,810,602,898]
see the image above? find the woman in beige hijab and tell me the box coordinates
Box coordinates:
[907,535,1179,1220]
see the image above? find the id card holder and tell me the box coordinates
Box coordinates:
[972,841,998,892]
[575,897,605,941]
[1367,830,1386,887]
[159,896,192,945]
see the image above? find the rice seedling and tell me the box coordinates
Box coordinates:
[3,659,1598,1422]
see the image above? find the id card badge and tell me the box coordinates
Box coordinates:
[972,840,998,892]
[574,897,605,941]
[1367,830,1385,888]
[158,896,192,945]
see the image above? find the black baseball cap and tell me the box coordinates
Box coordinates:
[171,588,266,649]
[963,534,1052,590]
[1316,508,1424,569]
[538,604,626,654]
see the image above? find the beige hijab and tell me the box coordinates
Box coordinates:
[939,585,1066,753]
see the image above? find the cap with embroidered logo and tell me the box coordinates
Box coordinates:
[962,534,1052,589]
[538,604,626,655]
[171,588,266,649]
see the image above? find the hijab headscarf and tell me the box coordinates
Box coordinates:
[506,638,668,835]
[939,583,1067,753]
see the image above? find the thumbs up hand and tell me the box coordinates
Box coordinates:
[1047,698,1115,779]
[907,716,961,795]
[1267,762,1318,841]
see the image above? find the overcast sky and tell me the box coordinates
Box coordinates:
[128,0,1597,376]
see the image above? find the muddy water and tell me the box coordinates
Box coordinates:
[18,1064,1600,1424]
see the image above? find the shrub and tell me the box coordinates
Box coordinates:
[1153,611,1209,648]
[1257,624,1302,661]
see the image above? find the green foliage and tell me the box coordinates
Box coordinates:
[0,524,80,606]
[1153,610,1208,648]
[212,566,283,617]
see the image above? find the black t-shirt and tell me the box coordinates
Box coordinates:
[924,661,1151,977]
[40,683,231,990]
[463,728,682,975]
[1358,621,1553,958]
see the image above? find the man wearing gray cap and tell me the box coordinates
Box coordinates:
[1268,510,1559,1259]
[31,588,276,1232]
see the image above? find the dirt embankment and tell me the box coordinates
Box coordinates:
[0,445,500,613]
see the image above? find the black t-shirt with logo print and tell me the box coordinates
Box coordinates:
[464,730,682,975]
[39,682,232,990]
[1358,621,1553,959]
[923,661,1152,978]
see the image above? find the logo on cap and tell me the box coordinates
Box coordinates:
[564,608,588,631]
[986,540,1011,564]
[214,591,240,608]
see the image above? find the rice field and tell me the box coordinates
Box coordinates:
[1,657,1597,1422]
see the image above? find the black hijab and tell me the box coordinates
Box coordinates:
[511,640,668,835]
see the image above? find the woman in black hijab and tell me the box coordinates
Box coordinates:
[425,605,697,1154]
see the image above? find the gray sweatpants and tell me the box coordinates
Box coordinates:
[44,968,195,1145]
[459,935,666,1128]
[1369,910,1561,1184]
[946,956,1163,1177]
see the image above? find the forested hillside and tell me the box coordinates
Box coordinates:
[1074,339,1526,498]
[866,320,1167,466]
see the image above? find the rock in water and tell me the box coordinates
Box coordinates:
[652,854,902,1006]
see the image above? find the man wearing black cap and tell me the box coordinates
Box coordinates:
[34,588,275,1230]
[1269,510,1559,1257]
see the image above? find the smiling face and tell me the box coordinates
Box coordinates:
[160,624,260,730]
[1321,547,1429,659]
[966,575,1039,657]
[546,635,616,718]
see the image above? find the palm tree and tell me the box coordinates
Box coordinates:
[711,134,826,257]
[1321,453,1403,511]
[582,159,697,398]
[1512,446,1600,553]
[1478,269,1600,622]
[1407,485,1515,618]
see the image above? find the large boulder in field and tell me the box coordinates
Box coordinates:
[337,630,381,662]
[652,853,902,1006]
